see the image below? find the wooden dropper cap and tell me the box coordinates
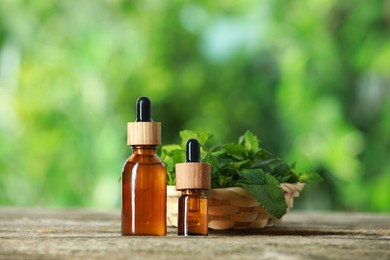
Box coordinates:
[127,97,161,146]
[176,139,211,190]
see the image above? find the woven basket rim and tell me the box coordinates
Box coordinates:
[167,183,305,190]
[209,183,304,190]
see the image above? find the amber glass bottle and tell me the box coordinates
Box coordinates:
[176,139,211,236]
[177,189,208,236]
[121,97,166,236]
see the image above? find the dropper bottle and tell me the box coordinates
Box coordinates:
[121,96,167,236]
[176,139,211,236]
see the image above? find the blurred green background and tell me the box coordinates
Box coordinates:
[0,0,389,212]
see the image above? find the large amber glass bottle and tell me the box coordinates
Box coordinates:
[122,145,166,235]
[121,96,167,236]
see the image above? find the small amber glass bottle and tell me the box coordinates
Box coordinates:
[121,97,166,236]
[176,139,211,236]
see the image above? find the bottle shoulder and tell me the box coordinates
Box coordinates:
[126,153,164,164]
[122,154,166,176]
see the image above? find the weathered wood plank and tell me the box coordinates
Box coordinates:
[0,208,389,259]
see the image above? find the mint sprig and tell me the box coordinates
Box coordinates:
[160,130,322,219]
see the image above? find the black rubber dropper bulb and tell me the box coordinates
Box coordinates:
[186,139,200,163]
[136,96,153,122]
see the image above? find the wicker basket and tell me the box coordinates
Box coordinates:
[167,183,305,230]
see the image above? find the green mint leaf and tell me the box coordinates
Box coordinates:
[229,160,251,170]
[237,168,265,185]
[238,134,245,146]
[160,146,185,186]
[275,175,291,183]
[217,175,234,187]
[253,149,272,160]
[273,160,291,177]
[161,144,182,153]
[156,145,162,157]
[243,184,287,218]
[179,129,215,148]
[168,149,185,164]
[264,173,280,185]
[163,156,175,185]
[223,143,246,160]
[213,153,238,167]
[161,149,174,185]
[211,170,220,188]
[242,173,287,218]
[197,130,214,147]
[179,130,198,148]
[250,158,279,168]
[297,172,323,184]
[241,130,260,152]
[290,162,297,170]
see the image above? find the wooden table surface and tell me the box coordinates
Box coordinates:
[0,208,389,259]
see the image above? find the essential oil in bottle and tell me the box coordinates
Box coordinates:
[176,138,211,236]
[121,96,167,236]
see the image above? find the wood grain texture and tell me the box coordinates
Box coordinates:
[0,208,389,259]
[127,122,161,145]
[175,162,211,190]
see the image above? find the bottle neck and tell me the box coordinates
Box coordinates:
[131,145,158,155]
[181,189,206,196]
